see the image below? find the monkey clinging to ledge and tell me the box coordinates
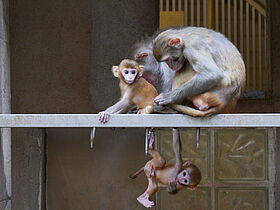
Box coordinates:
[99,59,158,123]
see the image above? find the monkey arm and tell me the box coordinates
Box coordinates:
[104,98,131,114]
[99,98,131,123]
[173,128,183,172]
[155,48,223,105]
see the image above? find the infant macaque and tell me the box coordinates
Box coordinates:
[130,128,201,208]
[99,59,158,123]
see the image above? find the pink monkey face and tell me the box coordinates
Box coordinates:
[177,169,190,185]
[122,68,138,84]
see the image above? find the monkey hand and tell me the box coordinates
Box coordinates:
[168,178,178,194]
[98,111,110,123]
[154,91,175,105]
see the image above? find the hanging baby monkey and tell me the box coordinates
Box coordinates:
[99,59,158,123]
[130,128,201,208]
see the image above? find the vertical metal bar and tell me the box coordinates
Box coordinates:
[222,0,225,34]
[197,0,200,26]
[203,0,207,27]
[178,0,182,11]
[145,128,149,155]
[210,129,215,210]
[191,0,194,26]
[228,0,231,39]
[246,2,250,89]
[172,0,176,11]
[234,0,237,46]
[166,0,170,11]
[252,7,256,89]
[160,0,163,11]
[196,128,200,148]
[240,0,244,55]
[90,127,96,148]
[184,0,188,26]
[208,0,214,28]
[258,13,262,90]
[215,0,219,31]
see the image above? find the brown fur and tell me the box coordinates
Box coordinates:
[116,59,158,114]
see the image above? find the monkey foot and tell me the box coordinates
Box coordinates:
[137,109,145,114]
[137,196,154,208]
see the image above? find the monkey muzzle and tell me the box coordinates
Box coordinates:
[165,58,184,71]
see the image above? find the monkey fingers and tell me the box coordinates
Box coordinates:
[168,179,178,194]
[98,112,110,123]
[154,91,174,105]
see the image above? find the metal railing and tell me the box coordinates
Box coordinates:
[1,114,280,128]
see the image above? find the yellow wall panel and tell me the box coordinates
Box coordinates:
[160,11,184,28]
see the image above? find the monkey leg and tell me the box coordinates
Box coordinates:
[137,176,158,208]
[170,104,220,117]
[147,150,166,170]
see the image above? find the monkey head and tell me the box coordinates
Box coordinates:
[153,30,185,71]
[128,39,161,85]
[176,162,201,190]
[112,59,144,85]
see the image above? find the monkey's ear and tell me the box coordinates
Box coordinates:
[112,66,119,78]
[139,65,144,77]
[168,38,183,48]
[136,52,148,60]
[183,160,192,168]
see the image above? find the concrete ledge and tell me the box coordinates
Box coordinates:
[1,114,280,128]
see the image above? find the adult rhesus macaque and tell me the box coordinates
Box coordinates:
[128,36,175,94]
[99,59,158,123]
[153,27,246,117]
[130,128,201,208]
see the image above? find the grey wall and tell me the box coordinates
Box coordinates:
[9,0,93,209]
[91,0,159,111]
[0,0,11,209]
[10,0,93,114]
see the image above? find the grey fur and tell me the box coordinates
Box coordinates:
[127,36,175,94]
[153,27,246,106]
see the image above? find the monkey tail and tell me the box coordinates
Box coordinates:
[129,166,144,179]
[170,104,219,117]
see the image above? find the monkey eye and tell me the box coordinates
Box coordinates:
[131,70,136,74]
[124,70,129,74]
[183,172,186,176]
[184,179,189,184]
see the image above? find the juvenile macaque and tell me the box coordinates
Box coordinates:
[130,128,201,208]
[128,36,175,94]
[153,27,246,117]
[99,59,158,123]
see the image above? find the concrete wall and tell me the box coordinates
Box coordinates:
[10,0,93,114]
[0,0,11,209]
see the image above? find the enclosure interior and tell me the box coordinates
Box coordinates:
[9,0,280,209]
